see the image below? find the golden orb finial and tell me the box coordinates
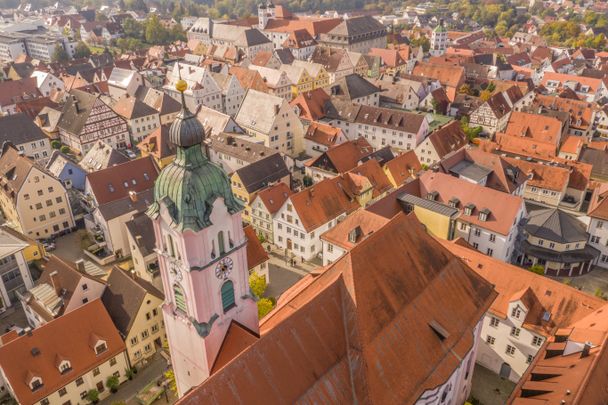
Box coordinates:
[176,79,187,93]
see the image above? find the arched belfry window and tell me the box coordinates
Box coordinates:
[221,280,235,312]
[174,284,187,313]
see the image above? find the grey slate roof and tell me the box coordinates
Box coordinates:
[235,153,290,194]
[329,74,380,101]
[449,160,493,182]
[97,188,154,221]
[125,212,155,257]
[325,16,386,41]
[580,148,608,181]
[397,193,459,217]
[57,89,99,136]
[525,208,588,244]
[101,267,163,337]
[0,113,47,145]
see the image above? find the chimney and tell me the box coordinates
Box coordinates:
[581,341,592,358]
[130,269,136,280]
[129,190,138,202]
[274,104,280,115]
[75,259,85,272]
[49,271,60,294]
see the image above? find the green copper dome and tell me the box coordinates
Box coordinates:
[147,82,243,232]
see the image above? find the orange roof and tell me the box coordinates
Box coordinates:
[345,158,393,198]
[504,157,570,192]
[209,321,258,375]
[137,125,176,160]
[532,94,594,131]
[307,137,374,174]
[560,135,584,155]
[244,225,269,270]
[442,241,603,336]
[0,300,125,405]
[503,111,563,148]
[178,213,496,404]
[263,16,342,37]
[320,209,389,250]
[588,182,608,220]
[288,176,360,232]
[383,150,422,185]
[418,171,524,235]
[411,61,465,89]
[495,132,557,160]
[541,72,607,93]
[228,67,269,92]
[251,182,292,215]
[510,303,608,403]
[304,122,343,147]
[368,48,406,68]
[290,88,331,121]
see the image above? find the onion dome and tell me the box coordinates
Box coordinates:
[147,77,243,232]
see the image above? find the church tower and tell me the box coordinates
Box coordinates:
[430,19,448,57]
[147,79,258,396]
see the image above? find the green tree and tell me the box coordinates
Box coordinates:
[479,89,492,102]
[86,389,100,404]
[528,265,545,276]
[60,145,71,154]
[459,84,473,95]
[410,36,430,53]
[73,41,91,59]
[106,375,119,393]
[249,272,267,298]
[303,175,313,187]
[257,297,274,319]
[51,140,61,149]
[52,45,69,62]
[145,15,169,44]
[164,369,177,394]
[123,18,144,40]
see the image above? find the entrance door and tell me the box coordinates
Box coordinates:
[499,362,511,379]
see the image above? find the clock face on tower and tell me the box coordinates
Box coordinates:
[215,257,233,279]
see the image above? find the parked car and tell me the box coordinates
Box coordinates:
[125,149,137,159]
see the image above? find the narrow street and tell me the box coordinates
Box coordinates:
[99,354,170,405]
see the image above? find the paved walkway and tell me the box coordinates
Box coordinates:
[99,353,169,405]
[470,364,515,405]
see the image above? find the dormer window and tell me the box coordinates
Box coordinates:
[511,307,521,319]
[464,203,475,216]
[448,197,459,208]
[58,360,72,374]
[95,341,107,355]
[479,208,490,222]
[426,191,438,201]
[30,377,43,391]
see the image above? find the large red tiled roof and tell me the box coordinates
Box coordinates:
[86,156,158,205]
[0,300,125,405]
[178,213,496,404]
[419,171,524,235]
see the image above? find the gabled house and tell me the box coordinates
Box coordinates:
[235,89,304,155]
[102,267,165,367]
[304,122,348,157]
[125,212,160,288]
[305,137,374,183]
[112,95,161,144]
[469,86,524,134]
[250,182,292,244]
[230,153,291,223]
[0,113,52,165]
[0,144,75,239]
[58,89,131,155]
[0,300,129,405]
[20,255,105,328]
[415,120,467,165]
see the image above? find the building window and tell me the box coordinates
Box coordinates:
[130,336,138,346]
[527,355,534,364]
[489,234,496,242]
[218,231,226,255]
[511,308,521,318]
[174,284,187,313]
[110,357,117,366]
[58,387,67,397]
[511,327,521,337]
[532,336,543,346]
[490,317,499,327]
[506,345,516,356]
[93,367,100,376]
[41,399,50,405]
[141,329,149,340]
[95,342,107,355]
[486,248,493,256]
[75,377,84,386]
[486,335,495,345]
[221,280,235,312]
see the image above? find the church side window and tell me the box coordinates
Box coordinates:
[218,231,226,255]
[221,281,235,312]
[174,284,187,313]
